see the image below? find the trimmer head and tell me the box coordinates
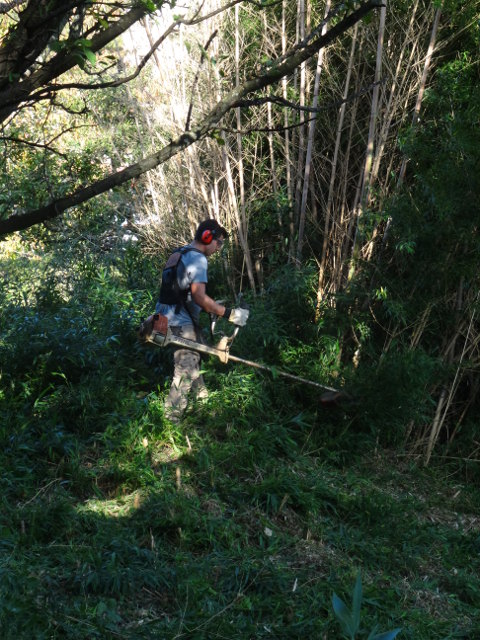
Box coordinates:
[319,390,355,407]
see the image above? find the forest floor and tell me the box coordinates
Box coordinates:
[2,379,480,640]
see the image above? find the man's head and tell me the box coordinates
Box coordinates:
[194,219,228,256]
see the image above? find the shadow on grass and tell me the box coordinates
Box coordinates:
[2,374,480,639]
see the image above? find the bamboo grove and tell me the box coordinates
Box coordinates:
[1,0,479,462]
[130,0,480,461]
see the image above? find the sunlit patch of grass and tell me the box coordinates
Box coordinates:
[2,250,480,639]
[78,492,144,519]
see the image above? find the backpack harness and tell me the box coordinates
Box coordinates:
[158,246,203,325]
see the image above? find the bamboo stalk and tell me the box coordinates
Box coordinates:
[370,0,422,187]
[398,7,442,185]
[350,1,386,264]
[290,0,307,263]
[263,11,278,199]
[296,0,331,265]
[317,21,358,300]
[424,304,477,465]
[282,0,293,214]
[235,4,256,292]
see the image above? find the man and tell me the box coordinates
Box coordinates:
[156,219,249,422]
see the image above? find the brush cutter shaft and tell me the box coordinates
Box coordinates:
[149,328,338,393]
[151,328,230,363]
[227,354,339,392]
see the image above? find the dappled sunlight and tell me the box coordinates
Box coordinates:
[1,1,479,635]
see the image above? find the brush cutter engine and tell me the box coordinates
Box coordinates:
[139,312,239,364]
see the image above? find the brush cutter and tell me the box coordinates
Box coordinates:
[138,312,352,406]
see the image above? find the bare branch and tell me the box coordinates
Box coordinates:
[0,0,26,13]
[185,30,218,131]
[22,0,248,97]
[0,3,149,123]
[0,0,383,236]
[233,80,385,113]
[0,133,71,156]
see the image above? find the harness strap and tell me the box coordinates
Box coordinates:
[159,246,203,325]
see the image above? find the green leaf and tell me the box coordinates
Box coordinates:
[140,0,157,11]
[72,52,86,69]
[50,40,64,53]
[370,630,402,640]
[84,49,96,65]
[208,130,225,146]
[352,573,363,631]
[332,593,355,638]
[75,38,92,48]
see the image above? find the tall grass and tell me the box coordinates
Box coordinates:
[1,238,479,639]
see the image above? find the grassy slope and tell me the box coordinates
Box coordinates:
[1,253,479,639]
[2,368,480,639]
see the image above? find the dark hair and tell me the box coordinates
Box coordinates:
[194,219,228,243]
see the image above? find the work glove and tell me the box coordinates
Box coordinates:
[226,307,249,326]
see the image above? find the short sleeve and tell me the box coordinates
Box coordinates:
[178,250,208,289]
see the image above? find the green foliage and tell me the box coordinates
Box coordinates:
[2,17,480,633]
[333,573,401,640]
[50,38,96,69]
[138,0,166,12]
[1,226,480,638]
[389,56,480,296]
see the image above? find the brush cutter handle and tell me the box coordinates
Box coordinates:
[228,307,249,326]
[209,305,242,349]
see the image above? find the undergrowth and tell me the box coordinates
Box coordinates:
[1,239,479,639]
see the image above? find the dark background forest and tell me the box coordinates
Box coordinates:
[1,1,479,638]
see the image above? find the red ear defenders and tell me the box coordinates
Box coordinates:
[201,228,217,244]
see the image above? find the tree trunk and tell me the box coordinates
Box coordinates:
[235,4,256,292]
[317,21,358,299]
[296,0,331,265]
[397,7,442,185]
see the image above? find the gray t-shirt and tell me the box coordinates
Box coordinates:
[156,246,208,327]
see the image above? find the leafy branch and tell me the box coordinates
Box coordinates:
[0,0,383,236]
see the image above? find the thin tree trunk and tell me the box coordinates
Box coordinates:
[362,1,386,203]
[424,284,475,465]
[263,12,278,200]
[370,0,421,186]
[282,0,293,239]
[235,4,256,292]
[290,0,307,262]
[424,388,447,466]
[350,0,386,264]
[398,7,442,185]
[317,21,358,299]
[141,16,162,72]
[296,0,331,265]
[425,316,475,465]
[334,28,365,292]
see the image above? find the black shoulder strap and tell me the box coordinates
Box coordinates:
[176,246,204,328]
[158,246,203,322]
[162,245,202,270]
[179,246,203,257]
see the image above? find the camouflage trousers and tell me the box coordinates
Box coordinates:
[164,324,208,422]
